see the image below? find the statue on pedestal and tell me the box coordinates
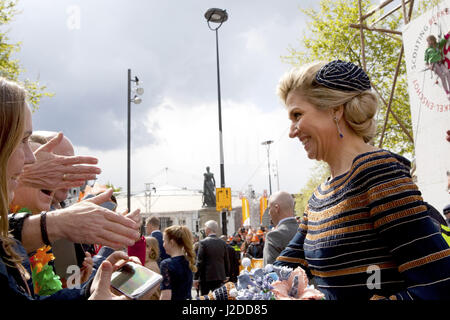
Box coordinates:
[202,166,216,208]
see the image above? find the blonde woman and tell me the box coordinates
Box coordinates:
[273,60,450,300]
[0,77,139,300]
[143,236,161,300]
[145,236,160,274]
[160,225,197,300]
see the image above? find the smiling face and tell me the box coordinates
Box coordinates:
[12,185,55,214]
[286,90,337,162]
[6,106,35,204]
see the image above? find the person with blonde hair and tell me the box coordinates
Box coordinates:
[143,236,161,300]
[144,236,160,274]
[160,225,197,300]
[10,139,94,295]
[273,60,450,300]
[0,77,141,300]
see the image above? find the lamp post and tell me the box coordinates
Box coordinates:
[204,8,228,235]
[261,140,274,196]
[127,69,144,213]
[144,183,152,215]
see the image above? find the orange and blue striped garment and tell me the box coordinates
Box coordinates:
[274,149,450,300]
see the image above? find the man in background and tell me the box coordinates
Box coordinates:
[194,220,229,295]
[263,191,299,266]
[146,216,170,266]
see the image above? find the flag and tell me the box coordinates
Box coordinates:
[260,196,267,224]
[242,197,250,227]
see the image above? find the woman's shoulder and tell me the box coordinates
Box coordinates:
[316,149,412,199]
[160,257,172,268]
[348,149,416,197]
[351,148,411,173]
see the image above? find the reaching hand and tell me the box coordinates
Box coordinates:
[49,189,141,250]
[19,132,101,190]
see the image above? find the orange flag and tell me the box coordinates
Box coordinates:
[242,197,250,227]
[260,196,267,224]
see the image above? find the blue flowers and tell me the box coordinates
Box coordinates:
[196,263,324,300]
[232,264,295,300]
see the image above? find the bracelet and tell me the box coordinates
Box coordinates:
[40,211,51,246]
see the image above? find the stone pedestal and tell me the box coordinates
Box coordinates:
[198,207,222,236]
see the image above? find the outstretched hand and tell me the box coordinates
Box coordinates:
[49,189,141,250]
[19,132,101,190]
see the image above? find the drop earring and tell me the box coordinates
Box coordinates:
[334,117,344,139]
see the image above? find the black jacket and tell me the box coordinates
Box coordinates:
[245,242,264,259]
[194,235,230,283]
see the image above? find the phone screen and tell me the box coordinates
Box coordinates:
[111,262,162,298]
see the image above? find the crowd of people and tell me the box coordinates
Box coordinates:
[1,59,450,301]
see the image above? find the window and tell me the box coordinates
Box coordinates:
[160,217,173,231]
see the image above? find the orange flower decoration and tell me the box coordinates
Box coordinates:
[30,246,55,274]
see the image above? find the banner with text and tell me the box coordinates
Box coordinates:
[403,2,450,213]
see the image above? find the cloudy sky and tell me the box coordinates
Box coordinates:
[9,0,320,195]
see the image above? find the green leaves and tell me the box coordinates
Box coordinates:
[285,0,446,208]
[294,161,330,217]
[105,182,122,193]
[31,264,63,296]
[0,0,53,111]
[283,0,414,156]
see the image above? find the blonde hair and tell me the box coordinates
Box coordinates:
[145,236,160,262]
[277,61,378,143]
[0,78,28,269]
[164,225,197,273]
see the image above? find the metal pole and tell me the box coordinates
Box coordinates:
[267,144,272,195]
[215,28,225,189]
[215,27,227,236]
[145,191,149,215]
[127,69,131,212]
[276,161,280,192]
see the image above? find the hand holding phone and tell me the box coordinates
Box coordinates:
[110,261,162,300]
[89,251,130,300]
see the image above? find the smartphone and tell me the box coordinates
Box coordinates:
[110,262,162,299]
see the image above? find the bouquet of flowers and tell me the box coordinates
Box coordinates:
[196,257,324,300]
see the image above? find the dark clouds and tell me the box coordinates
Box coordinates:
[10,0,317,151]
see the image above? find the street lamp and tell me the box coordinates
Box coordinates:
[261,140,274,196]
[127,69,144,212]
[204,7,228,235]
